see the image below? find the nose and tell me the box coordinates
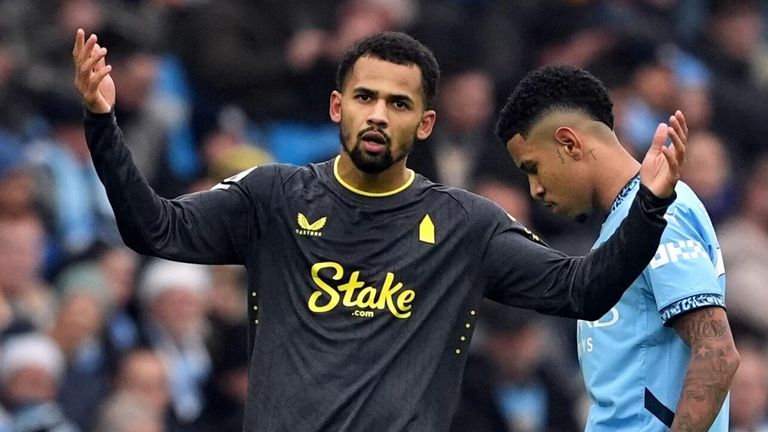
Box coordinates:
[366,99,389,129]
[529,177,545,200]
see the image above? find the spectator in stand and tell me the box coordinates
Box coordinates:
[287,0,417,123]
[28,95,120,266]
[0,333,79,432]
[0,133,35,218]
[106,39,182,197]
[681,130,737,225]
[695,0,768,167]
[408,69,516,190]
[718,155,768,333]
[729,339,768,432]
[171,0,322,128]
[89,245,141,372]
[50,262,112,431]
[105,349,172,432]
[616,38,678,154]
[199,323,249,432]
[0,212,56,333]
[199,108,274,184]
[137,259,212,431]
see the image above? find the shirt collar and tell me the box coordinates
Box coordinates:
[610,173,640,214]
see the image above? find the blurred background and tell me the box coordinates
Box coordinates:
[0,0,767,431]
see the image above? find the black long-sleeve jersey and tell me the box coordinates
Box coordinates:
[84,110,673,432]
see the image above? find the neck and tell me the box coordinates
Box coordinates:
[594,146,641,212]
[336,153,412,194]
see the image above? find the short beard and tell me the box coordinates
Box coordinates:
[339,128,410,174]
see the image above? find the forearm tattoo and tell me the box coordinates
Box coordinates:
[672,308,739,431]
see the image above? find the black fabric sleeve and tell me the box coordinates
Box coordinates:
[484,184,674,320]
[83,109,260,264]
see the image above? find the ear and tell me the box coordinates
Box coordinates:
[416,110,437,140]
[329,90,342,124]
[553,126,584,161]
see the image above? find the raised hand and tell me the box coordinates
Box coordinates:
[72,29,115,114]
[639,110,687,199]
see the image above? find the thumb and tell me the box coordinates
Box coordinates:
[649,123,668,152]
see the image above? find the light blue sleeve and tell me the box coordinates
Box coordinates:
[645,200,726,325]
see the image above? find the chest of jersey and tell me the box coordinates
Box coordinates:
[254,184,480,328]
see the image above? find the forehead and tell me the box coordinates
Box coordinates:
[346,56,424,101]
[506,110,582,165]
[506,133,543,167]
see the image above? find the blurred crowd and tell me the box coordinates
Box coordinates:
[1,0,768,431]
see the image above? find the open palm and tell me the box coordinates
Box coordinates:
[639,111,687,199]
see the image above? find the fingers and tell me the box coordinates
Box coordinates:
[73,30,104,73]
[72,29,113,112]
[73,29,111,89]
[77,32,98,67]
[669,111,687,143]
[674,110,688,138]
[660,142,680,177]
[91,62,112,89]
[85,43,111,93]
[82,43,108,75]
[668,110,687,167]
[95,45,108,69]
[73,29,84,60]
[668,124,685,166]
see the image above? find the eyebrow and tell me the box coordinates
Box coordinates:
[353,87,415,106]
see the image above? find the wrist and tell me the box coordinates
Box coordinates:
[85,99,112,114]
[637,183,676,213]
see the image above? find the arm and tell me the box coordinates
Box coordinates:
[84,110,259,263]
[73,30,260,264]
[484,185,672,320]
[671,307,739,431]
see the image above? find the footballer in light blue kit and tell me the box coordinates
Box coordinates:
[496,65,739,431]
[579,177,728,430]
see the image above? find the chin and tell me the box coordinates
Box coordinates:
[554,206,588,222]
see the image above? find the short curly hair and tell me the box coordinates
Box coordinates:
[336,32,441,108]
[495,65,613,144]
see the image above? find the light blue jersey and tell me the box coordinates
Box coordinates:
[578,178,728,431]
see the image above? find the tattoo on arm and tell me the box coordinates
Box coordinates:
[671,307,739,432]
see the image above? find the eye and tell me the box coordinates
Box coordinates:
[355,94,371,102]
[520,161,538,175]
[392,100,410,110]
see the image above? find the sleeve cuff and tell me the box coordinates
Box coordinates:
[660,293,725,325]
[637,183,676,216]
[83,108,115,120]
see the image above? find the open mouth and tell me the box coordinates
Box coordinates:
[360,131,388,153]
